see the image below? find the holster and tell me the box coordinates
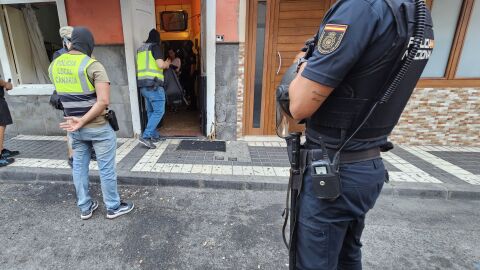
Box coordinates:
[105,109,119,131]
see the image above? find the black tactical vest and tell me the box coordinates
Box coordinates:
[306,0,434,141]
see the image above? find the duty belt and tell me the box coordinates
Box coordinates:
[305,147,381,165]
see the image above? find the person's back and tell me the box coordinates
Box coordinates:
[49,27,134,220]
[136,29,170,149]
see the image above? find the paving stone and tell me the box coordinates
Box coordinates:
[430,151,480,175]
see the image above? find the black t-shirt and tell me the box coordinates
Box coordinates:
[182,53,197,77]
[150,44,163,60]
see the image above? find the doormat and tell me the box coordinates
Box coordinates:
[176,140,226,152]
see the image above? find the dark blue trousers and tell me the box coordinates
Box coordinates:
[296,158,386,270]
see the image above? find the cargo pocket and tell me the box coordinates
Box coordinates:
[296,221,330,269]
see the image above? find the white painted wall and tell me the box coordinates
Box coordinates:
[120,0,156,136]
[238,0,246,43]
[205,0,216,137]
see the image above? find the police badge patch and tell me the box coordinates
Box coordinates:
[318,24,348,54]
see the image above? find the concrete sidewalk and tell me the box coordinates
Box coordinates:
[1,135,480,200]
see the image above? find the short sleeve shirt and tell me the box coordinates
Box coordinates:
[302,0,399,150]
[87,61,110,85]
[84,61,110,127]
[302,0,397,88]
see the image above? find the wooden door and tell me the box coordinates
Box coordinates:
[244,0,333,135]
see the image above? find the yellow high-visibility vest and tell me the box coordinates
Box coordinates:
[136,43,164,86]
[48,53,96,94]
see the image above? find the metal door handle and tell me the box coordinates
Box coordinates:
[276,51,282,75]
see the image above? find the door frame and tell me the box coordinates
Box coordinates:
[243,0,278,135]
[120,0,216,137]
[243,0,336,135]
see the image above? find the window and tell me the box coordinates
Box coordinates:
[419,0,480,87]
[456,0,480,78]
[0,0,67,95]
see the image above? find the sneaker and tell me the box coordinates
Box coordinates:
[80,200,99,220]
[68,157,73,168]
[106,201,134,219]
[139,137,156,149]
[151,137,166,143]
[0,156,14,167]
[1,149,19,158]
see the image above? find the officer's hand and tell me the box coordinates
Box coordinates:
[59,116,85,132]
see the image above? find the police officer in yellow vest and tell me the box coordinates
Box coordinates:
[136,29,170,149]
[49,27,134,220]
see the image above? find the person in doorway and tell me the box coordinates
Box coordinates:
[136,29,170,149]
[168,48,181,77]
[50,26,96,168]
[49,26,134,220]
[0,78,19,167]
[180,40,197,110]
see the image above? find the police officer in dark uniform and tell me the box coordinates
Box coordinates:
[282,0,434,268]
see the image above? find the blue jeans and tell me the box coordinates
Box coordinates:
[140,86,165,139]
[69,123,120,212]
[296,158,386,270]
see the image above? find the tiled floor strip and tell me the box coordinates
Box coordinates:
[131,141,169,172]
[401,146,480,185]
[381,152,442,183]
[10,138,138,170]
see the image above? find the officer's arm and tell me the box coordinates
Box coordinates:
[289,63,333,120]
[156,59,171,70]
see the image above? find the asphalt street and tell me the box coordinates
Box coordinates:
[0,181,479,270]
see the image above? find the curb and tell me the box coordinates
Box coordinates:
[1,167,480,200]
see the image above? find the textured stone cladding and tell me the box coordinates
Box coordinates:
[390,87,480,146]
[5,45,134,138]
[215,43,240,140]
[236,43,245,138]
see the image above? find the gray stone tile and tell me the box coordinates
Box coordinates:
[430,151,480,175]
[394,147,467,185]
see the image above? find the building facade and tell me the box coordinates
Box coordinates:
[1,0,479,146]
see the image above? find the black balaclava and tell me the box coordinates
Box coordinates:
[70,27,95,57]
[146,29,160,44]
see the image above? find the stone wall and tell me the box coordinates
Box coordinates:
[94,45,133,138]
[391,87,480,146]
[215,43,239,140]
[5,45,134,138]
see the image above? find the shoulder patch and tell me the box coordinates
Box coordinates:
[317,24,348,54]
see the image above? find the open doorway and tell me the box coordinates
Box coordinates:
[137,0,203,138]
